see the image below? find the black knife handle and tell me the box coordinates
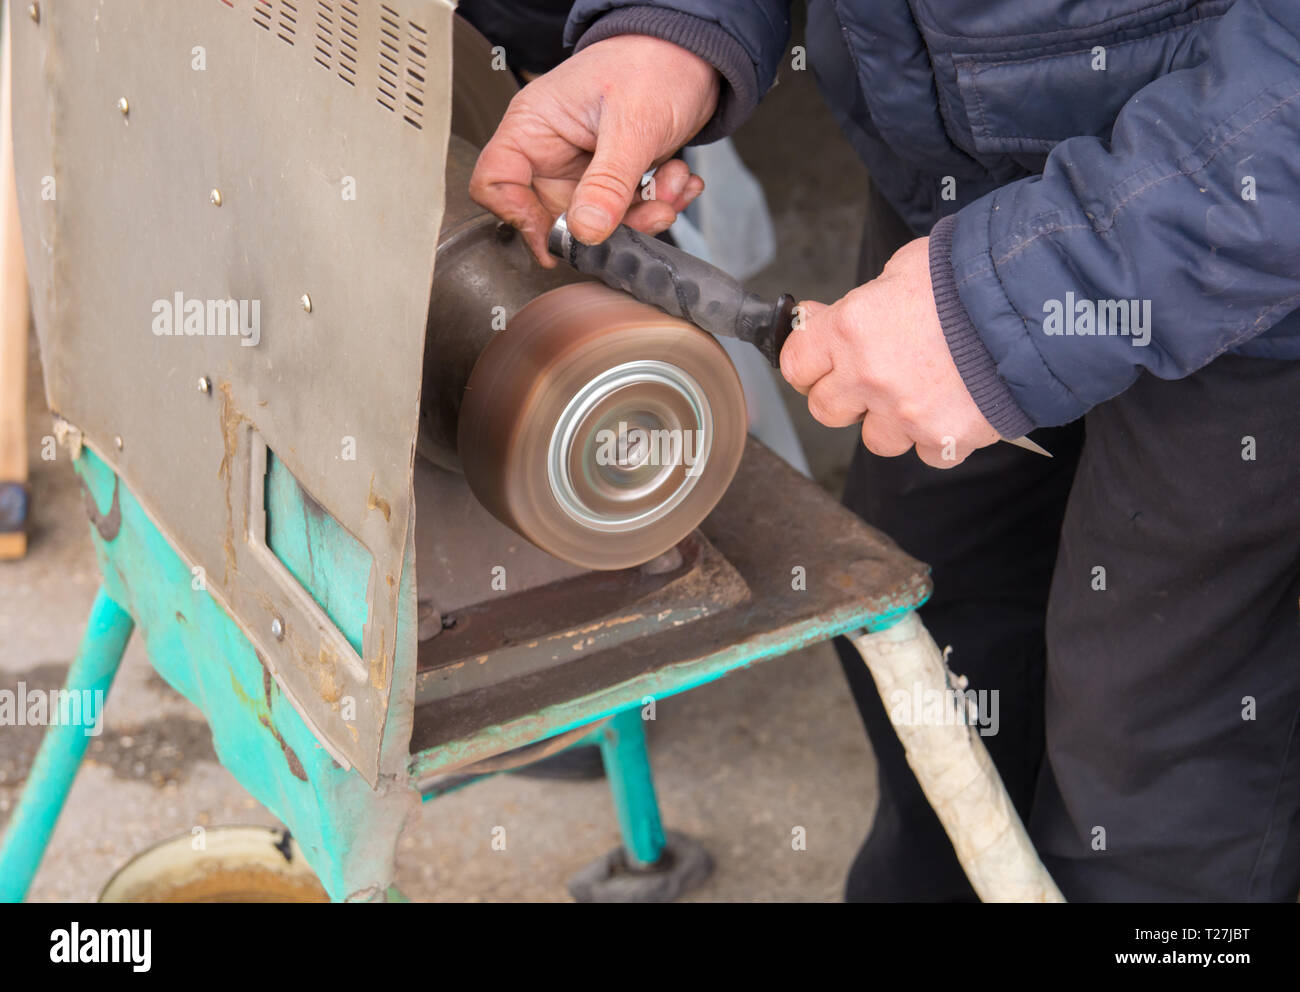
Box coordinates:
[548,217,793,368]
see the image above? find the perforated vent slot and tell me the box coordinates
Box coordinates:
[338,0,360,86]
[373,5,428,130]
[313,0,335,71]
[404,19,427,130]
[277,0,298,46]
[230,0,430,128]
[376,5,402,113]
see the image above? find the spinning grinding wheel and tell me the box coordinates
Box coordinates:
[425,18,746,570]
[458,283,747,570]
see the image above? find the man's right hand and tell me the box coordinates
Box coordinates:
[469,35,721,267]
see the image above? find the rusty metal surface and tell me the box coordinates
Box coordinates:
[413,456,588,615]
[409,439,931,762]
[12,0,454,783]
[415,530,749,703]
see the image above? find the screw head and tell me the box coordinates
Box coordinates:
[113,435,124,451]
[117,97,129,117]
[209,188,222,207]
[197,376,211,394]
[28,3,39,24]
[271,617,285,640]
[300,293,312,314]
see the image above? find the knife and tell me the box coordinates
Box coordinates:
[547,214,1050,457]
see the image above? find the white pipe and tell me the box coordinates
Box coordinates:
[847,613,1064,902]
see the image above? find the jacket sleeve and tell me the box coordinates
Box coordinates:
[564,1,792,143]
[932,0,1300,435]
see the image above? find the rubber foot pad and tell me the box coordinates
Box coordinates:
[568,831,714,903]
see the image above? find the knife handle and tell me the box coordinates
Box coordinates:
[548,216,791,368]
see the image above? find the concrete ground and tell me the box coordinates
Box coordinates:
[0,20,887,902]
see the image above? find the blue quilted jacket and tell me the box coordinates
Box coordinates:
[566,1,1300,435]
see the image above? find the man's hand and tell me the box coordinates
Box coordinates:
[469,36,721,266]
[780,238,1000,468]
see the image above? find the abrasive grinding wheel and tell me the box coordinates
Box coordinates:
[458,283,747,570]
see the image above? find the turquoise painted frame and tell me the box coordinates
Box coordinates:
[1,445,928,900]
[0,590,134,901]
[0,446,420,901]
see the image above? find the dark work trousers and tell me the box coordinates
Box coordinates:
[834,185,1300,902]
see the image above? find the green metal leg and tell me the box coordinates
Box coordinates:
[0,588,133,902]
[598,707,665,868]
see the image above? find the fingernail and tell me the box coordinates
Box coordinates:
[571,204,612,242]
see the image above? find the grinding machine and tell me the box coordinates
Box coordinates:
[0,1,1060,902]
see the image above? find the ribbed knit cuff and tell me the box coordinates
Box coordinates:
[573,7,759,144]
[928,214,1035,438]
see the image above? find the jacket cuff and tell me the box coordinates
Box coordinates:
[572,7,759,144]
[928,215,1035,438]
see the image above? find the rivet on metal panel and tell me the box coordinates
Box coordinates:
[27,3,39,24]
[210,189,223,207]
[300,294,312,314]
[197,376,212,394]
[271,617,285,641]
[117,97,130,117]
[113,436,124,451]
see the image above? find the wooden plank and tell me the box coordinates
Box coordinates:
[0,2,30,557]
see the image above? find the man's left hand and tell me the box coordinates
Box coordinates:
[779,237,1001,468]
